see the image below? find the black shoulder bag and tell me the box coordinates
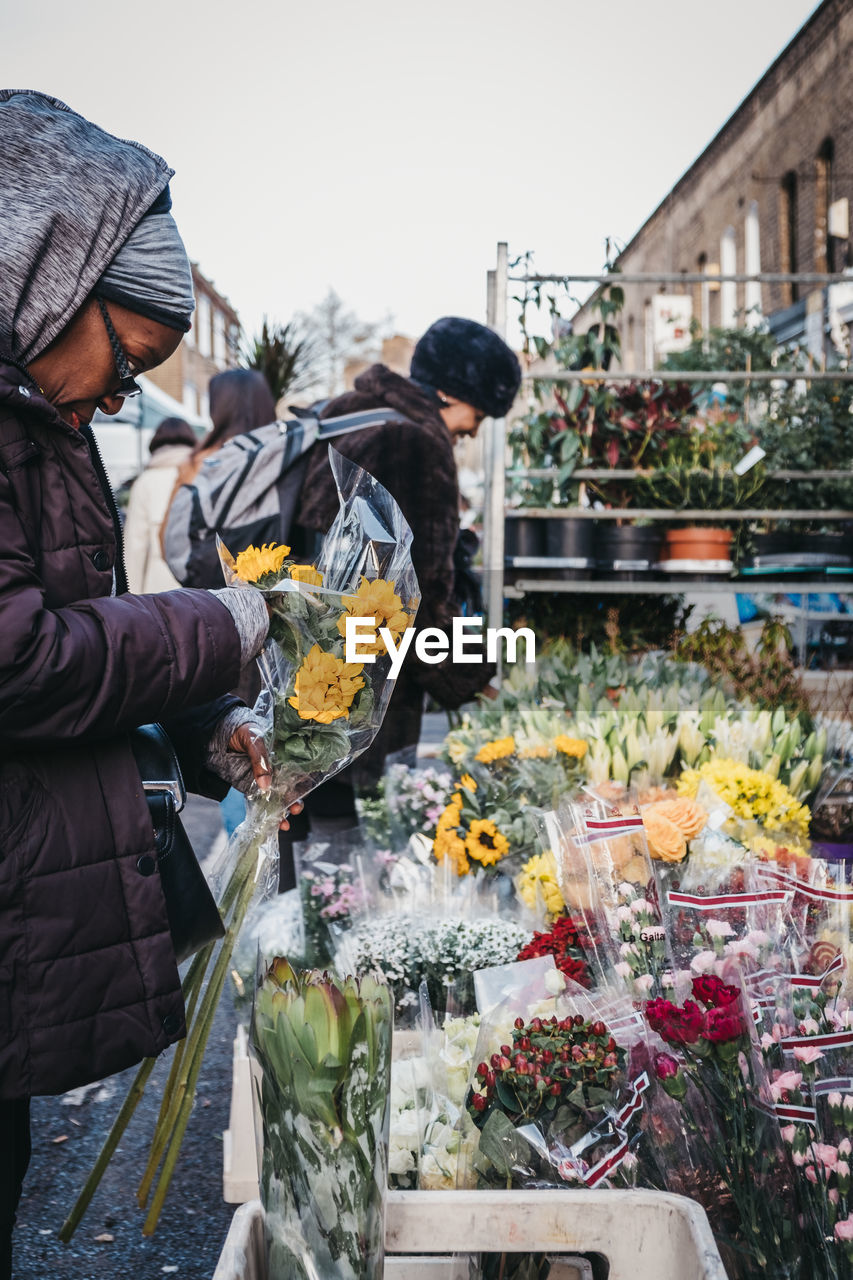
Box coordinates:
[130,724,225,964]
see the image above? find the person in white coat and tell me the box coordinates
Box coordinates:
[124,416,198,593]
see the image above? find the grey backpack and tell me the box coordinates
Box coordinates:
[163,408,405,587]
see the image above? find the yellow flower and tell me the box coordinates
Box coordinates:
[287,644,365,724]
[289,564,324,586]
[554,736,588,760]
[475,736,516,765]
[232,542,290,583]
[459,774,477,792]
[519,744,552,760]
[465,819,510,867]
[518,850,565,918]
[434,799,470,875]
[677,757,810,837]
[337,576,411,657]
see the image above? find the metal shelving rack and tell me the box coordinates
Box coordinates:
[482,243,853,637]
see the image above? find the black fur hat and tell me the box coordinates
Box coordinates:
[410,317,521,418]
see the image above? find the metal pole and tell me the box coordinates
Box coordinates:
[526,369,853,383]
[510,271,852,286]
[484,245,508,647]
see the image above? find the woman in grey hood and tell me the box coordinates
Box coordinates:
[0,91,289,1275]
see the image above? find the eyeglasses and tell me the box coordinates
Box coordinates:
[97,299,142,400]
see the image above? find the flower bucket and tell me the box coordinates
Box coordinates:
[663,527,732,562]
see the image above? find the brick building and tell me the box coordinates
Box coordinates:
[572,0,853,366]
[145,264,240,417]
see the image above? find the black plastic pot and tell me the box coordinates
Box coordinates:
[748,531,853,572]
[504,515,547,559]
[545,517,596,580]
[596,525,663,581]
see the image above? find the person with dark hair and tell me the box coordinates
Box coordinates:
[0,91,296,1276]
[175,367,277,490]
[282,316,521,879]
[125,416,198,592]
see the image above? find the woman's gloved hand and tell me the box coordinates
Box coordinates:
[207,708,303,831]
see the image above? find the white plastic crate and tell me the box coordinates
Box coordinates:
[221,1033,726,1279]
[214,1191,726,1279]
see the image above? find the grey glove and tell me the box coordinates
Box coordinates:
[205,706,267,794]
[210,585,269,664]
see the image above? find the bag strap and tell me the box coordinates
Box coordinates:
[315,408,410,438]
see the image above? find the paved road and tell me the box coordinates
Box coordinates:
[14,796,240,1280]
[13,715,454,1280]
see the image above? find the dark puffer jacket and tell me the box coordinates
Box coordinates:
[293,364,494,786]
[0,363,242,1098]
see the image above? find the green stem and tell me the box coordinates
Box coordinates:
[141,856,260,1234]
[60,941,217,1242]
[59,1057,156,1243]
[136,943,214,1207]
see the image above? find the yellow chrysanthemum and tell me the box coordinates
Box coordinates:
[289,564,324,586]
[459,774,477,792]
[434,799,470,875]
[518,850,565,919]
[677,757,810,838]
[337,576,411,657]
[554,736,588,760]
[232,542,290,583]
[465,819,510,867]
[287,644,365,724]
[519,744,552,760]
[475,736,516,765]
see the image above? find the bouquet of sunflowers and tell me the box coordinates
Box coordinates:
[63,449,420,1238]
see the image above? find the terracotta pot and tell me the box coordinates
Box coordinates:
[664,527,733,561]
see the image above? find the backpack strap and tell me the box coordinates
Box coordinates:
[315,408,410,439]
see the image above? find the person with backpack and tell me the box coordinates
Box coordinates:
[279,316,521,874]
[0,90,294,1276]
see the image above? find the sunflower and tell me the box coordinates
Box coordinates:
[287,644,365,723]
[475,736,516,765]
[465,818,510,867]
[434,798,470,875]
[337,576,411,656]
[232,542,291,583]
[289,564,324,586]
[554,736,588,760]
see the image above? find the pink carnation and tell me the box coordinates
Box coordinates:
[835,1216,853,1242]
[793,1045,825,1066]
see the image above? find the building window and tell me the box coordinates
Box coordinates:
[697,252,710,333]
[213,310,227,366]
[720,227,737,327]
[780,171,798,304]
[182,380,197,414]
[745,201,761,322]
[196,292,212,359]
[816,138,834,274]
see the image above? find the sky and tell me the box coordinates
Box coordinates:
[6,0,822,346]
